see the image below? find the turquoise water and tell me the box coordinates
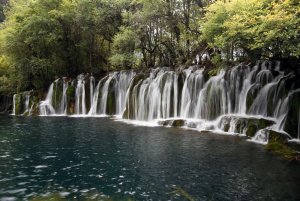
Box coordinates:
[0,116,299,201]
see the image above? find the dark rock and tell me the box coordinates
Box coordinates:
[0,94,12,114]
[268,129,291,144]
[66,85,76,115]
[283,90,300,138]
[158,119,186,127]
[218,115,275,136]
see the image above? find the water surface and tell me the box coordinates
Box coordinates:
[0,116,299,200]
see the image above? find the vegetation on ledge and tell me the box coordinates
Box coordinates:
[265,142,300,162]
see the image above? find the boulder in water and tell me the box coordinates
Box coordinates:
[268,129,291,144]
[218,115,275,136]
[158,119,186,127]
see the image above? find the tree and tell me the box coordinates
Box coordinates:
[0,0,123,91]
[201,0,300,61]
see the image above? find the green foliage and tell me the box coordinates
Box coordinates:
[265,142,299,161]
[110,27,140,69]
[170,186,196,201]
[111,0,206,68]
[201,0,300,60]
[0,0,122,93]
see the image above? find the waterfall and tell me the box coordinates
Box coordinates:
[75,74,86,115]
[99,72,117,114]
[125,68,179,121]
[115,71,135,115]
[27,61,300,141]
[12,94,16,115]
[90,76,95,109]
[59,79,68,114]
[88,77,106,115]
[180,68,205,118]
[22,93,31,115]
[39,81,56,115]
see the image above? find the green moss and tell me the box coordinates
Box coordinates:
[171,119,185,127]
[268,130,290,144]
[223,123,230,132]
[30,194,66,201]
[246,123,258,137]
[66,85,75,99]
[257,118,273,128]
[265,142,299,161]
[52,81,64,110]
[14,94,24,115]
[170,187,195,201]
[66,85,75,115]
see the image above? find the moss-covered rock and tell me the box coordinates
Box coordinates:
[246,123,258,137]
[158,119,186,127]
[172,119,185,127]
[218,115,275,136]
[265,142,300,162]
[268,130,291,144]
[0,95,13,114]
[287,141,300,152]
[66,85,76,115]
[14,93,24,115]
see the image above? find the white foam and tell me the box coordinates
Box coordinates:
[34,165,48,169]
[59,192,70,197]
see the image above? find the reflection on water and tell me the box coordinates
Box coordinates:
[0,116,299,201]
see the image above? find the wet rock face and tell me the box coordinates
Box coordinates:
[0,95,12,114]
[283,90,300,139]
[158,119,186,127]
[218,115,275,136]
[66,85,76,115]
[268,129,291,144]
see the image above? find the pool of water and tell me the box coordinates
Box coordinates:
[0,116,299,201]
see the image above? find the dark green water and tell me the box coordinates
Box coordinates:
[0,116,299,201]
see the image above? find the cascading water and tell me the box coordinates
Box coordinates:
[88,77,106,116]
[98,72,117,115]
[124,68,179,121]
[59,79,68,114]
[181,68,205,118]
[39,81,56,115]
[22,93,31,115]
[75,74,87,115]
[12,94,16,115]
[24,61,300,142]
[90,76,95,109]
[115,71,135,115]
